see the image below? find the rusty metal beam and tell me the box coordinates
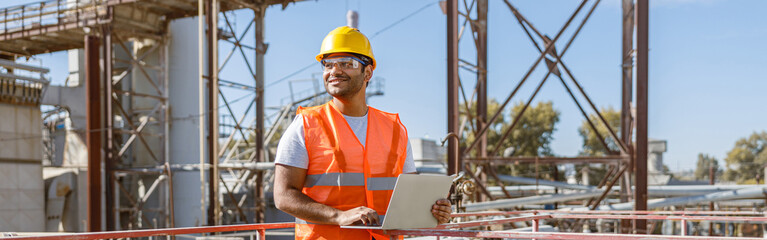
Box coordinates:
[465,156,625,165]
[475,0,488,202]
[621,0,634,155]
[254,4,266,223]
[620,0,635,232]
[447,0,460,175]
[85,34,102,232]
[461,0,588,157]
[635,0,649,233]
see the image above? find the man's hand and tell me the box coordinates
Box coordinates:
[336,206,380,226]
[431,198,452,224]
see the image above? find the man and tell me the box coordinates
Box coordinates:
[273,26,452,240]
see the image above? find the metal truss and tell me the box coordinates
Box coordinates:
[104,25,172,230]
[445,0,649,233]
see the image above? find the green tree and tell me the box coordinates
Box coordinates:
[723,131,767,183]
[575,107,621,185]
[461,100,560,178]
[578,107,622,156]
[461,98,505,157]
[693,153,720,181]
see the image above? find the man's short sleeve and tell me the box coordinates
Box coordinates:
[274,115,309,169]
[403,142,417,173]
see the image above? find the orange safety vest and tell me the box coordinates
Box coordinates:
[294,102,408,240]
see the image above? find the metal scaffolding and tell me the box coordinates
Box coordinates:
[445,0,650,233]
[0,0,299,231]
[2,0,764,238]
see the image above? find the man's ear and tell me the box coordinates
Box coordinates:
[364,65,373,80]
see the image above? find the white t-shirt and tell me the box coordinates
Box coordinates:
[274,113,416,173]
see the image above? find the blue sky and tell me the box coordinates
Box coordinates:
[4,0,766,172]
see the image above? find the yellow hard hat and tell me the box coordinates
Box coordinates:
[316,26,376,70]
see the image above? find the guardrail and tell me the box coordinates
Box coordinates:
[2,222,294,240]
[2,210,765,239]
[0,0,112,41]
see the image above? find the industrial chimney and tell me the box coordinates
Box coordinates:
[347,10,358,29]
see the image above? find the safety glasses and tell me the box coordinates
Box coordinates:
[320,56,366,72]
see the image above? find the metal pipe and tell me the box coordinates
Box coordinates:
[709,163,715,235]
[485,163,513,198]
[85,34,102,232]
[102,21,115,231]
[635,0,649,233]
[463,190,605,212]
[465,156,624,164]
[162,20,172,233]
[206,0,219,226]
[198,0,207,224]
[452,210,767,217]
[463,163,495,200]
[485,184,752,198]
[388,228,766,240]
[566,187,767,211]
[447,0,459,175]
[164,163,176,229]
[4,223,295,240]
[496,174,595,191]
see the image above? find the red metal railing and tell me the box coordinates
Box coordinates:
[3,210,765,239]
[387,211,767,239]
[1,223,294,240]
[452,210,766,217]
[386,229,767,240]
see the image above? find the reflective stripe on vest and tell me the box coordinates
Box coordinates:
[366,177,397,191]
[295,214,386,225]
[304,173,397,190]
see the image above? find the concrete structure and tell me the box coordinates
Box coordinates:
[410,138,447,174]
[648,139,671,185]
[0,57,49,232]
[0,103,45,232]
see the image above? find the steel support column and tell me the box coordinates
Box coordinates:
[206,0,220,226]
[620,0,634,233]
[635,0,649,234]
[476,0,488,201]
[621,0,635,161]
[85,34,102,232]
[447,0,460,175]
[102,22,115,231]
[254,5,266,223]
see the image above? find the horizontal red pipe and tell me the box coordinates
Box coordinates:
[551,214,767,222]
[386,229,766,240]
[452,210,765,217]
[436,215,551,229]
[3,223,295,240]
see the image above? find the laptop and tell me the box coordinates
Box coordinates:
[340,174,453,230]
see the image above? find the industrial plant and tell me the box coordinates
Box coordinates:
[0,0,765,239]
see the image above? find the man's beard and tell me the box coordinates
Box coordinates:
[325,76,365,99]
